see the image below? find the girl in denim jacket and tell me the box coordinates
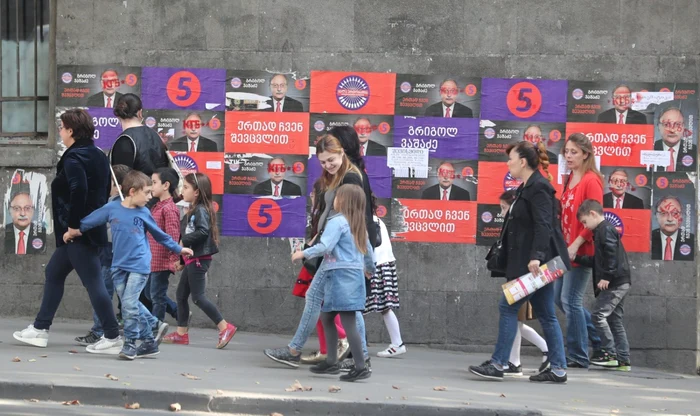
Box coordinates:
[292,184,376,382]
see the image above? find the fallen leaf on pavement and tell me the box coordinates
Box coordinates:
[285,380,311,392]
[105,374,119,381]
[11,357,20,362]
[123,383,131,386]
[169,403,181,412]
[255,381,260,385]
[40,355,48,358]
[328,385,341,393]
[433,386,447,391]
[611,410,619,414]
[73,366,81,371]
[385,396,392,399]
[270,413,283,416]
[62,400,80,406]
[68,350,78,354]
[181,373,200,380]
[392,385,400,390]
[28,399,39,403]
[28,359,36,362]
[500,394,506,398]
[125,402,140,409]
[401,396,407,400]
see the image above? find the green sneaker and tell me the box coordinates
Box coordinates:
[590,349,619,367]
[614,361,631,372]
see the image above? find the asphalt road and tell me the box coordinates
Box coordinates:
[0,399,248,416]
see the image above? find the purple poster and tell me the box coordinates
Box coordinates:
[221,194,306,238]
[393,116,478,160]
[481,78,568,123]
[307,155,391,198]
[88,107,123,151]
[141,67,226,111]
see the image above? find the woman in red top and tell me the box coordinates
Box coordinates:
[555,133,603,368]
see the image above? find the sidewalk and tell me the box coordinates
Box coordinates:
[0,318,697,416]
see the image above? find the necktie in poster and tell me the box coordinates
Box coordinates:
[225,70,310,113]
[3,170,50,255]
[650,172,696,261]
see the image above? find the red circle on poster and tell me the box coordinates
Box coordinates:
[247,199,282,234]
[465,84,478,97]
[655,177,669,189]
[549,129,562,142]
[295,79,307,90]
[461,167,474,177]
[506,82,542,119]
[166,71,201,107]
[292,162,305,174]
[208,118,221,130]
[635,174,648,187]
[378,122,391,134]
[124,73,138,87]
[376,205,387,218]
[212,201,220,213]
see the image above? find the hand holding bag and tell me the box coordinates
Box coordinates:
[485,195,518,273]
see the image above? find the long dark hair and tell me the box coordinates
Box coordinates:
[185,172,219,245]
[329,125,366,171]
[309,178,324,237]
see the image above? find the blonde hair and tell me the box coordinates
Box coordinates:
[315,134,362,192]
[564,133,603,179]
[334,184,368,254]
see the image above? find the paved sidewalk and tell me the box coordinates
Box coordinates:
[0,318,697,415]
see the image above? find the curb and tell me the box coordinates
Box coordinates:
[0,381,543,415]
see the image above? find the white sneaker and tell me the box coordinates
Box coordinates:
[13,325,49,348]
[377,344,406,358]
[86,335,124,355]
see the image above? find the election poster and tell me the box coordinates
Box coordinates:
[224,111,309,155]
[481,78,568,123]
[393,159,478,201]
[476,203,506,246]
[650,172,696,261]
[567,82,656,124]
[170,152,225,195]
[225,70,310,112]
[393,116,479,160]
[55,107,122,153]
[309,114,393,156]
[307,155,392,199]
[221,194,306,238]
[394,74,481,118]
[3,170,50,255]
[223,154,307,197]
[601,166,652,253]
[391,198,476,244]
[57,65,141,108]
[565,122,654,167]
[479,120,565,164]
[310,71,396,115]
[476,161,561,205]
[141,67,226,111]
[143,109,225,152]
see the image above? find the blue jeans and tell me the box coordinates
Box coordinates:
[146,271,178,322]
[492,282,566,370]
[90,265,115,337]
[112,269,158,341]
[289,268,368,358]
[553,267,601,366]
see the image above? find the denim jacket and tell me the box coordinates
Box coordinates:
[303,214,376,274]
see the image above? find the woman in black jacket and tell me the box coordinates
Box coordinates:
[469,141,569,383]
[13,109,122,353]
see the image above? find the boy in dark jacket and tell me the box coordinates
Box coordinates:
[575,200,632,371]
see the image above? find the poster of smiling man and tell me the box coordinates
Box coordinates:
[3,170,50,255]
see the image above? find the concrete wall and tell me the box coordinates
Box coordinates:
[1,0,698,374]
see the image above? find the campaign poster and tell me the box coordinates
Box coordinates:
[481,78,568,123]
[650,172,696,261]
[141,67,226,111]
[170,152,225,195]
[224,154,307,197]
[142,110,225,152]
[3,170,50,255]
[565,122,654,167]
[390,198,476,244]
[394,74,481,118]
[476,203,505,246]
[309,114,393,156]
[307,155,391,199]
[57,65,141,107]
[392,159,478,201]
[225,70,310,112]
[567,81,656,124]
[55,107,122,153]
[393,116,478,160]
[603,209,651,253]
[309,71,396,115]
[211,195,223,225]
[476,161,561,204]
[375,197,392,236]
[221,194,306,238]
[479,120,565,164]
[224,111,309,155]
[600,167,651,210]
[651,92,698,172]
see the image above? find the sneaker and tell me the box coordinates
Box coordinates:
[300,351,327,365]
[152,321,169,345]
[162,332,189,345]
[339,357,372,373]
[135,340,160,358]
[377,343,407,358]
[614,361,631,372]
[566,359,588,369]
[529,368,567,383]
[217,323,237,349]
[86,336,124,355]
[503,362,523,377]
[590,349,619,367]
[468,361,504,381]
[337,338,350,361]
[13,325,49,348]
[339,366,371,382]
[119,340,137,360]
[264,347,301,368]
[75,331,101,347]
[538,353,551,373]
[310,361,341,374]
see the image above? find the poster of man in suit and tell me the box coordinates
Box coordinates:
[224,154,307,196]
[600,167,650,210]
[651,173,695,261]
[653,104,697,172]
[596,85,648,124]
[225,70,310,112]
[308,114,393,156]
[3,170,50,255]
[394,74,480,118]
[56,65,141,108]
[142,110,224,152]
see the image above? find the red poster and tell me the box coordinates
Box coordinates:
[310,71,396,115]
[391,199,476,244]
[477,161,561,204]
[566,122,654,167]
[170,152,224,195]
[224,112,309,155]
[603,209,651,253]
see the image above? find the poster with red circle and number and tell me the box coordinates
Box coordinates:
[141,67,226,111]
[480,78,568,122]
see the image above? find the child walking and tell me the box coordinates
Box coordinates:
[162,173,237,349]
[498,190,550,375]
[575,199,632,371]
[292,184,376,382]
[67,171,193,359]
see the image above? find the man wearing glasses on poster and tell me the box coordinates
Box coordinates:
[264,74,304,113]
[424,79,473,118]
[651,196,695,261]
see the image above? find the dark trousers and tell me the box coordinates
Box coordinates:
[34,243,119,339]
[176,260,223,327]
[146,271,178,321]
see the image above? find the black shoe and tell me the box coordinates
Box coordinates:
[75,331,101,346]
[339,357,371,373]
[538,353,551,373]
[590,349,619,367]
[503,362,523,377]
[339,366,371,382]
[529,368,567,383]
[566,359,588,368]
[264,347,301,368]
[468,361,504,381]
[310,361,341,374]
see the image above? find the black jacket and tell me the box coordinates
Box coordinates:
[110,125,168,176]
[597,108,648,124]
[180,204,219,258]
[169,135,219,152]
[52,139,111,248]
[424,101,473,118]
[421,184,471,201]
[500,170,570,280]
[603,192,645,209]
[575,219,631,297]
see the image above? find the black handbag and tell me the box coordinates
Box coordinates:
[302,231,323,274]
[485,196,518,273]
[373,218,382,247]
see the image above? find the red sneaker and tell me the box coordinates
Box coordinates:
[162,332,189,345]
[217,323,237,349]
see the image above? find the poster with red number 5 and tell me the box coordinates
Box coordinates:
[141,67,226,111]
[481,78,568,122]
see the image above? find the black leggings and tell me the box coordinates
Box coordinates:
[321,311,365,370]
[176,260,223,327]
